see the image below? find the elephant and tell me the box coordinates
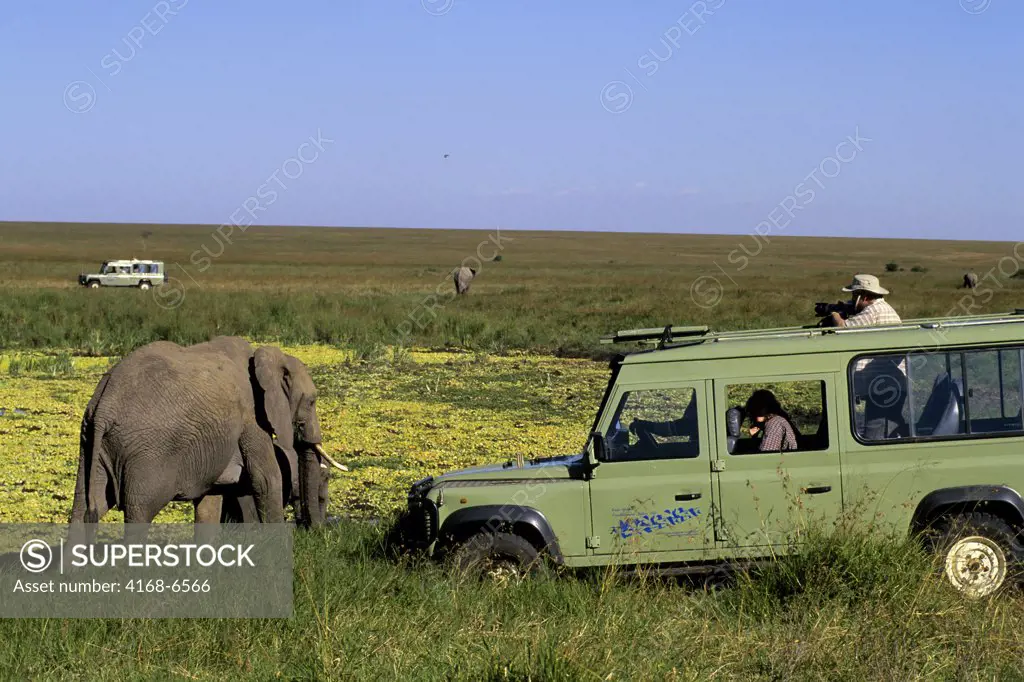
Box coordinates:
[962,272,979,289]
[454,266,477,295]
[69,336,338,531]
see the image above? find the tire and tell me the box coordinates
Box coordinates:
[88,281,100,289]
[928,513,1019,598]
[449,531,548,584]
[138,281,151,290]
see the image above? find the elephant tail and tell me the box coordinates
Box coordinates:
[83,422,113,523]
[71,373,115,524]
[69,421,89,523]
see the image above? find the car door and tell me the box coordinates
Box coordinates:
[100,266,118,286]
[588,380,717,560]
[117,266,133,286]
[712,373,843,552]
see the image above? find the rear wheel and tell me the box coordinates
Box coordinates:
[449,531,548,584]
[138,281,151,290]
[929,513,1019,598]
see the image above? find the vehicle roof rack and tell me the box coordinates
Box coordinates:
[600,325,710,349]
[601,310,1024,350]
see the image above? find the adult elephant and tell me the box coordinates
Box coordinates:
[454,265,477,295]
[962,272,979,289]
[69,336,336,528]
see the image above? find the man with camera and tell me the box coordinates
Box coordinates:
[821,274,906,440]
[825,274,901,328]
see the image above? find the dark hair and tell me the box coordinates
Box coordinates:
[745,389,783,419]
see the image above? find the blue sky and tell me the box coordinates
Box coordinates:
[1,0,1020,240]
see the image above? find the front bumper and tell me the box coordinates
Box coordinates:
[78,274,87,285]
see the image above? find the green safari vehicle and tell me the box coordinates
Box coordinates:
[398,311,1024,597]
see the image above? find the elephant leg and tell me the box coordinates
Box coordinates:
[120,508,156,546]
[120,461,175,524]
[194,495,223,523]
[70,452,88,524]
[69,492,110,549]
[190,495,224,545]
[123,502,161,524]
[122,489,168,525]
[219,494,260,523]
[239,426,285,523]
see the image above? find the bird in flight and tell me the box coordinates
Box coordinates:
[443,153,450,159]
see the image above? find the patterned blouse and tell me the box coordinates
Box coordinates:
[759,414,798,452]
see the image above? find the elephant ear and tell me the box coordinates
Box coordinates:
[254,346,298,493]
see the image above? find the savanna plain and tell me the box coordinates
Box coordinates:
[1,221,1023,681]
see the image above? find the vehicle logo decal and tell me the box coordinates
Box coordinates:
[611,506,701,540]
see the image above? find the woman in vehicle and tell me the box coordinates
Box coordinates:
[745,389,799,452]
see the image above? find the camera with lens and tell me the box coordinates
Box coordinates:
[814,300,855,326]
[814,301,853,317]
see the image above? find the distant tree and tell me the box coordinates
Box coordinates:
[885,262,900,273]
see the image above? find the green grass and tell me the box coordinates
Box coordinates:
[0,520,1020,681]
[2,222,1022,357]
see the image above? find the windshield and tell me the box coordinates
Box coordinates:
[583,354,623,454]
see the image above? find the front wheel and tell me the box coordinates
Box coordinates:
[929,513,1019,598]
[449,532,548,584]
[88,281,100,289]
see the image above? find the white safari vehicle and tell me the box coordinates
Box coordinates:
[78,260,167,290]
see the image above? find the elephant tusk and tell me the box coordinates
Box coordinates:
[314,443,349,471]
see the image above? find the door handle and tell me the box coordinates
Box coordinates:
[675,492,702,501]
[801,485,832,495]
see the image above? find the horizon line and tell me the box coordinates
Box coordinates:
[0,219,1017,246]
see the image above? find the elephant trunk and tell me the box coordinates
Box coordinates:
[297,446,323,528]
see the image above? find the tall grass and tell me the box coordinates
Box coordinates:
[0,520,1019,680]
[1,351,75,378]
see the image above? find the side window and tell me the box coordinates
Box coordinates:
[725,380,829,454]
[604,387,699,461]
[908,351,965,438]
[852,346,1024,443]
[851,353,911,441]
[965,350,1023,434]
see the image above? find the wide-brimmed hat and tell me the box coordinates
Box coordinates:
[842,273,889,296]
